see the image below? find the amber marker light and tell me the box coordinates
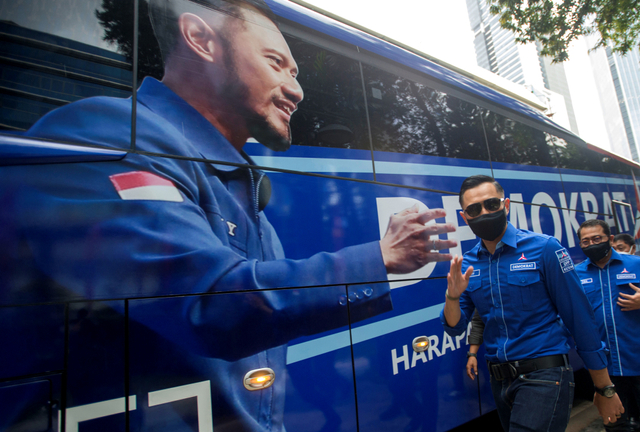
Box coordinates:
[412,336,430,353]
[243,368,276,391]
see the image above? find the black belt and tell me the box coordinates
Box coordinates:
[488,354,567,381]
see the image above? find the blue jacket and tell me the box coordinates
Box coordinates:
[576,249,640,376]
[1,77,392,431]
[441,223,608,370]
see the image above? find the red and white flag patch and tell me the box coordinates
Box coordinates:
[109,171,183,202]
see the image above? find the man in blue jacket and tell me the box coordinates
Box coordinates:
[442,175,623,431]
[0,0,457,430]
[577,219,640,432]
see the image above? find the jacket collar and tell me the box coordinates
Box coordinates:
[473,222,517,257]
[136,77,256,173]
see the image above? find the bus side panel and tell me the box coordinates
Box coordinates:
[351,278,482,432]
[127,288,357,432]
[65,301,127,432]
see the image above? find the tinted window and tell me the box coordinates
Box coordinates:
[548,134,603,172]
[601,156,632,175]
[285,35,370,150]
[362,64,489,160]
[484,112,557,167]
[0,0,133,133]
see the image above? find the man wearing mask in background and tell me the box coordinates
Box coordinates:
[442,175,623,431]
[613,233,637,255]
[577,220,640,431]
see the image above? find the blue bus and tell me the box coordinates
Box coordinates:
[1,0,639,431]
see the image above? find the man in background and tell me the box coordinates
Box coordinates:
[613,233,637,255]
[577,220,640,431]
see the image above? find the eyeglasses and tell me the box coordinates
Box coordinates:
[463,198,505,218]
[580,236,604,247]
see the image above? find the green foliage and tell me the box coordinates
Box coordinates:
[96,0,164,80]
[487,0,640,62]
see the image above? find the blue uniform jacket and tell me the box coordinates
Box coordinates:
[1,77,392,431]
[576,249,640,376]
[441,223,608,370]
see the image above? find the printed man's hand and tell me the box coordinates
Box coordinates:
[618,283,640,311]
[380,205,456,274]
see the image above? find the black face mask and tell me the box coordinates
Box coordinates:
[467,209,507,241]
[582,242,611,262]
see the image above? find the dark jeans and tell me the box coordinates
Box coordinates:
[605,376,640,432]
[490,365,575,432]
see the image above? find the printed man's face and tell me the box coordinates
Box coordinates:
[219,9,303,151]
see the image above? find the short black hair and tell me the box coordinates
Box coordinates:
[613,233,634,247]
[458,175,504,207]
[577,219,611,240]
[149,0,277,63]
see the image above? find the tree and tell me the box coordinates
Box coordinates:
[487,0,640,62]
[96,0,164,81]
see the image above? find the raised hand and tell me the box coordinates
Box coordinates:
[447,255,474,298]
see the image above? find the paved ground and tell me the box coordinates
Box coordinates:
[566,400,605,432]
[449,398,606,432]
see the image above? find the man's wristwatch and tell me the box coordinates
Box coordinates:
[595,384,616,398]
[466,352,477,358]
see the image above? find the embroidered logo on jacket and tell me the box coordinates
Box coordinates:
[518,253,527,261]
[226,221,238,236]
[555,248,574,273]
[581,278,593,284]
[471,269,481,277]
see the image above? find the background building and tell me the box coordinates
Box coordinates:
[465,0,640,163]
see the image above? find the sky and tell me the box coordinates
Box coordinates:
[303,0,477,70]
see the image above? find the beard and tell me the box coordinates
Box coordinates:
[218,36,293,152]
[246,107,292,152]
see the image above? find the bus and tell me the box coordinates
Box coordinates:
[1,0,639,431]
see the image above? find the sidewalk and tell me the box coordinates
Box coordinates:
[567,400,605,432]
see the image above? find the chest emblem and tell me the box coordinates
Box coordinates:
[471,269,481,277]
[518,253,527,261]
[226,221,238,236]
[510,262,537,271]
[581,278,593,284]
[617,269,637,280]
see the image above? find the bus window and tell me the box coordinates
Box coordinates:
[362,64,489,161]
[483,112,558,168]
[548,135,603,172]
[0,0,134,134]
[601,156,631,175]
[284,35,371,151]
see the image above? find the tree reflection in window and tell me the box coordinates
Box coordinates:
[362,64,489,160]
[483,112,557,168]
[285,35,370,150]
[546,133,603,172]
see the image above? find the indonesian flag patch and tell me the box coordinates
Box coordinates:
[109,171,183,202]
